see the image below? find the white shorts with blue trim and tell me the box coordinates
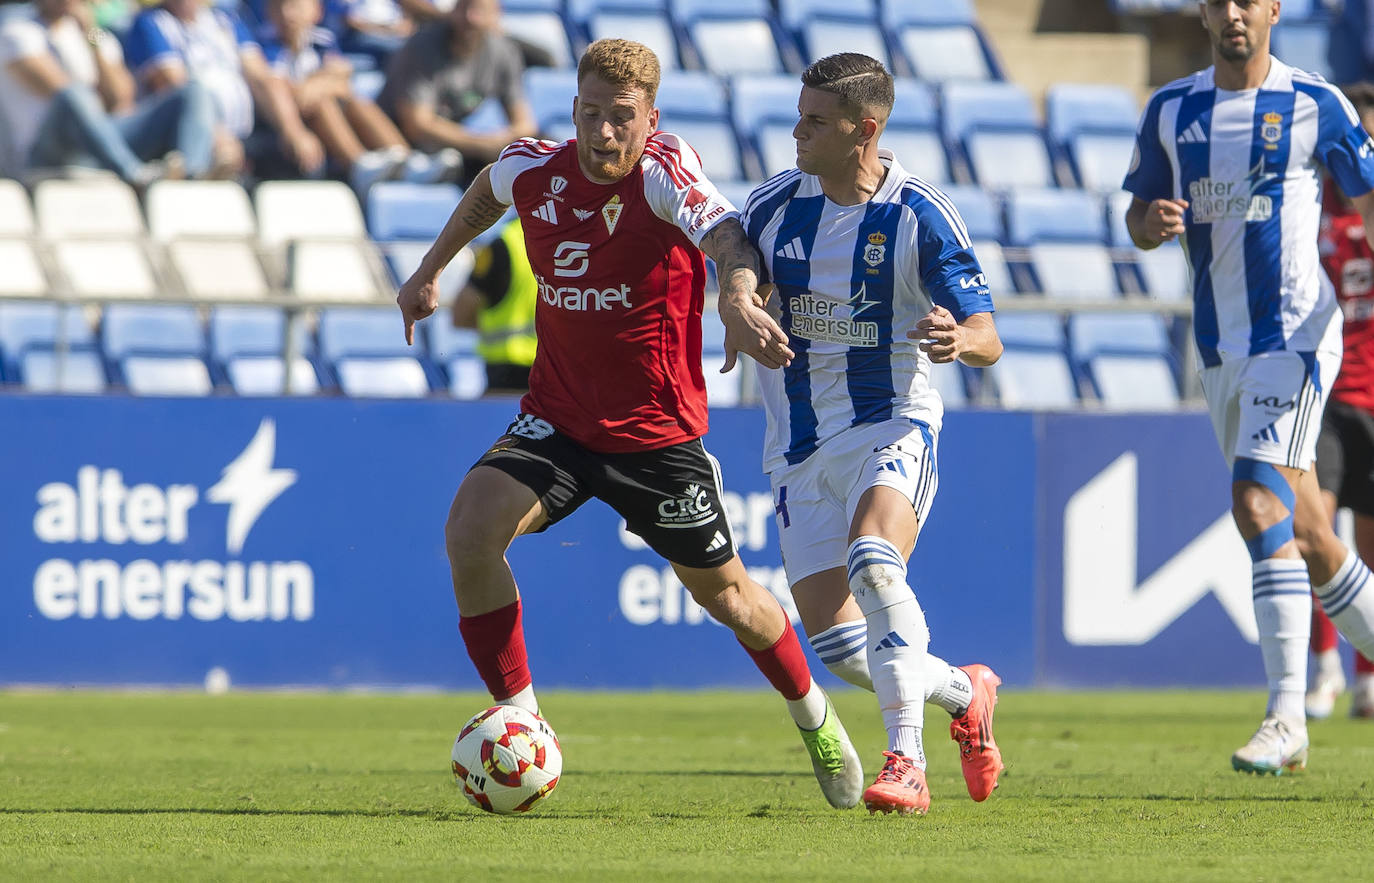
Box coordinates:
[1200,330,1340,471]
[768,418,939,583]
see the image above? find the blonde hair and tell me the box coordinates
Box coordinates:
[578,39,661,105]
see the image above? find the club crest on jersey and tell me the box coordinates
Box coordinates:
[550,175,568,194]
[863,232,888,267]
[602,195,623,235]
[1261,112,1282,149]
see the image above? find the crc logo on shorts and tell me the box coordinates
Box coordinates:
[508,415,555,440]
[552,240,590,277]
[655,482,718,529]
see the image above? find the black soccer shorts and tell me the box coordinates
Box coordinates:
[472,414,738,569]
[1316,399,1374,517]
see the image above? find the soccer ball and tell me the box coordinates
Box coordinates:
[451,705,562,814]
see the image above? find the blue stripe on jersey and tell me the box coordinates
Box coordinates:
[744,172,803,262]
[1245,89,1296,355]
[845,200,902,427]
[772,194,827,466]
[1175,87,1222,367]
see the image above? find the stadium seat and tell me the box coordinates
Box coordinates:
[891,79,940,129]
[656,70,730,120]
[1007,189,1107,245]
[1135,242,1191,302]
[995,312,1066,350]
[1106,189,1135,248]
[1090,354,1181,410]
[799,18,891,70]
[1272,21,1333,78]
[318,307,415,363]
[1046,84,1139,191]
[1070,132,1136,192]
[287,241,390,302]
[254,180,369,248]
[225,355,321,396]
[209,306,314,366]
[730,74,805,140]
[20,348,107,393]
[145,180,257,240]
[896,26,994,82]
[525,68,579,133]
[669,118,747,182]
[167,240,272,301]
[943,82,1051,190]
[1067,312,1172,366]
[756,123,800,177]
[0,302,94,375]
[382,241,475,303]
[882,126,949,184]
[672,0,795,76]
[882,0,978,27]
[587,10,682,68]
[0,239,49,298]
[102,304,205,359]
[448,354,488,399]
[503,9,575,68]
[34,178,144,238]
[1029,243,1120,300]
[941,185,1003,242]
[52,240,160,299]
[335,356,432,397]
[986,349,1078,409]
[0,177,35,235]
[779,0,878,31]
[367,182,463,241]
[972,240,1013,296]
[120,355,214,396]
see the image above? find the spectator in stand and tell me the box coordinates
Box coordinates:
[258,0,459,193]
[123,0,325,179]
[0,0,216,186]
[377,0,535,185]
[449,216,536,395]
[325,0,436,70]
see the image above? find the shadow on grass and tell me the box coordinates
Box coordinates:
[0,806,724,821]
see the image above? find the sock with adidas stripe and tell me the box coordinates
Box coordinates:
[847,535,928,767]
[1315,549,1374,660]
[808,621,974,714]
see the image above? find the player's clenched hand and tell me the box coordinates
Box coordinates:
[1145,198,1189,243]
[910,305,963,363]
[719,285,793,372]
[396,272,440,345]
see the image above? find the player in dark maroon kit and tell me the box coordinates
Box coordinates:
[396,38,865,808]
[1311,85,1374,719]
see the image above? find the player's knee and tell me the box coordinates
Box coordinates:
[1293,512,1337,562]
[445,497,504,563]
[1231,458,1296,535]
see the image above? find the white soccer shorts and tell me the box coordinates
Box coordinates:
[1201,345,1340,470]
[768,418,938,583]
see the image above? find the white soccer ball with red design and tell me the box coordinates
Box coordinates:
[451,705,562,814]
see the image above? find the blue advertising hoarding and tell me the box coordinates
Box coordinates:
[0,397,1036,689]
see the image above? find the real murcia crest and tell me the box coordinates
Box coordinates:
[601,195,623,235]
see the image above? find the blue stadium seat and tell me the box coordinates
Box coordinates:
[779,0,878,31]
[891,79,940,128]
[882,0,977,27]
[883,126,950,184]
[367,182,463,241]
[102,304,205,360]
[0,303,94,376]
[120,355,214,396]
[1047,84,1139,191]
[943,82,1036,144]
[1030,243,1121,300]
[587,9,684,68]
[730,74,804,138]
[335,356,433,398]
[209,306,315,366]
[1136,242,1192,302]
[1007,189,1107,245]
[21,349,107,394]
[1067,312,1171,364]
[943,82,1051,189]
[672,0,798,76]
[896,26,994,82]
[987,350,1079,409]
[928,362,968,409]
[1089,354,1181,409]
[799,18,891,70]
[503,8,575,68]
[225,356,321,396]
[940,185,1003,242]
[656,70,730,120]
[525,68,579,133]
[669,118,747,182]
[972,240,1014,297]
[318,308,417,363]
[427,319,480,361]
[994,312,1066,350]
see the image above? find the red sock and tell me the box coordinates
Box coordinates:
[1312,596,1339,654]
[458,600,531,700]
[1357,652,1374,675]
[740,620,812,701]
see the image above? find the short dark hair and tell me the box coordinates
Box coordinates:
[1343,82,1374,113]
[800,53,894,124]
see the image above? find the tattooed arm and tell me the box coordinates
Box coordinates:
[700,218,793,371]
[397,165,510,344]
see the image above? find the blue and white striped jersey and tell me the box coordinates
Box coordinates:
[743,150,995,473]
[1124,57,1374,367]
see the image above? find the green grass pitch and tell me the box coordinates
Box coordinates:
[2,688,1372,881]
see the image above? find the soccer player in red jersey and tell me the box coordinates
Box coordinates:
[396,38,865,808]
[1311,82,1374,720]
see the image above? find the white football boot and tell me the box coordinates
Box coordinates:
[1305,659,1346,720]
[1231,716,1309,775]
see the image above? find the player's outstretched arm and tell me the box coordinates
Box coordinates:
[396,165,508,345]
[703,218,794,372]
[910,307,1002,367]
[1125,196,1189,250]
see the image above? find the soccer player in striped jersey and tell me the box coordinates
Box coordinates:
[1125,0,1374,774]
[731,53,1005,815]
[396,39,865,810]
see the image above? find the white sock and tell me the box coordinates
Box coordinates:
[1314,550,1374,658]
[787,678,828,730]
[808,620,972,713]
[1252,558,1310,721]
[848,536,928,768]
[498,684,539,715]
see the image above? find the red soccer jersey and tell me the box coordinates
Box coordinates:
[488,133,736,452]
[1320,212,1374,413]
